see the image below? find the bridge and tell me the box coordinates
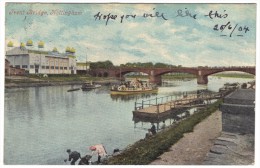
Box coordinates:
[89,66,255,84]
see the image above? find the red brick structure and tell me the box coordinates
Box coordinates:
[89,66,255,84]
[5,59,26,76]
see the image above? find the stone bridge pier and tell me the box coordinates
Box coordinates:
[149,75,162,85]
[197,69,209,84]
[149,70,162,85]
[197,75,208,84]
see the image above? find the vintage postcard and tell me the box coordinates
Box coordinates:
[1,0,258,166]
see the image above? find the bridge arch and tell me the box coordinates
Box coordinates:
[103,72,109,77]
[197,68,255,84]
[97,72,102,77]
[205,69,255,76]
[150,69,198,85]
[115,69,151,78]
[155,70,198,76]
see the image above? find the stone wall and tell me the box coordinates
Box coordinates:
[220,89,255,134]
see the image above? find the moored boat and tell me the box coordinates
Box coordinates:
[67,88,81,92]
[81,81,101,91]
[110,78,158,95]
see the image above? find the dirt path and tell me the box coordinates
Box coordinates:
[150,110,222,165]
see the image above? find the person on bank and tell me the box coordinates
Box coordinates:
[145,129,153,139]
[161,121,166,130]
[150,123,156,135]
[64,149,81,165]
[78,155,92,165]
[89,144,107,164]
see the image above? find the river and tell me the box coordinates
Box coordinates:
[4,77,253,165]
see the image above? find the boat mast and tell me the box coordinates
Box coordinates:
[86,54,88,74]
[120,67,122,81]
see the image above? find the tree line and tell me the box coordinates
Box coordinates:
[90,60,181,69]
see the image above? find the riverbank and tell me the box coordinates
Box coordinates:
[105,99,223,165]
[5,76,118,88]
[5,74,254,89]
[212,73,254,79]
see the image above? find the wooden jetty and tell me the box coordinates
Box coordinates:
[133,89,234,121]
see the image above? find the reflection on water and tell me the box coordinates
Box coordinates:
[133,107,200,131]
[133,106,199,124]
[4,77,254,165]
[110,93,158,102]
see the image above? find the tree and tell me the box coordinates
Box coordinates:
[154,63,172,68]
[103,60,114,69]
[90,60,114,69]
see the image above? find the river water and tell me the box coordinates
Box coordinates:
[4,77,253,165]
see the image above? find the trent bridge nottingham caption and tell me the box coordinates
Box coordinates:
[89,66,255,85]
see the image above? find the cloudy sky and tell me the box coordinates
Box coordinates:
[5,3,256,67]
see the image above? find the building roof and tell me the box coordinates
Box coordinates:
[226,89,255,101]
[224,89,255,105]
[6,47,76,59]
[6,47,28,55]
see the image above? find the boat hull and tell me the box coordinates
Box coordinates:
[110,88,158,95]
[67,88,80,92]
[81,84,101,91]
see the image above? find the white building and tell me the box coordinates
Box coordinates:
[5,47,77,74]
[76,62,90,71]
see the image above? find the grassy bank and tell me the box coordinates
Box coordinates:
[162,74,196,79]
[5,74,117,84]
[125,74,196,80]
[212,73,254,79]
[105,99,223,165]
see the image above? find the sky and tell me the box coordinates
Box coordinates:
[5,3,256,67]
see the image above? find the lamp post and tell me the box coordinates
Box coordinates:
[86,54,88,75]
[19,42,26,73]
